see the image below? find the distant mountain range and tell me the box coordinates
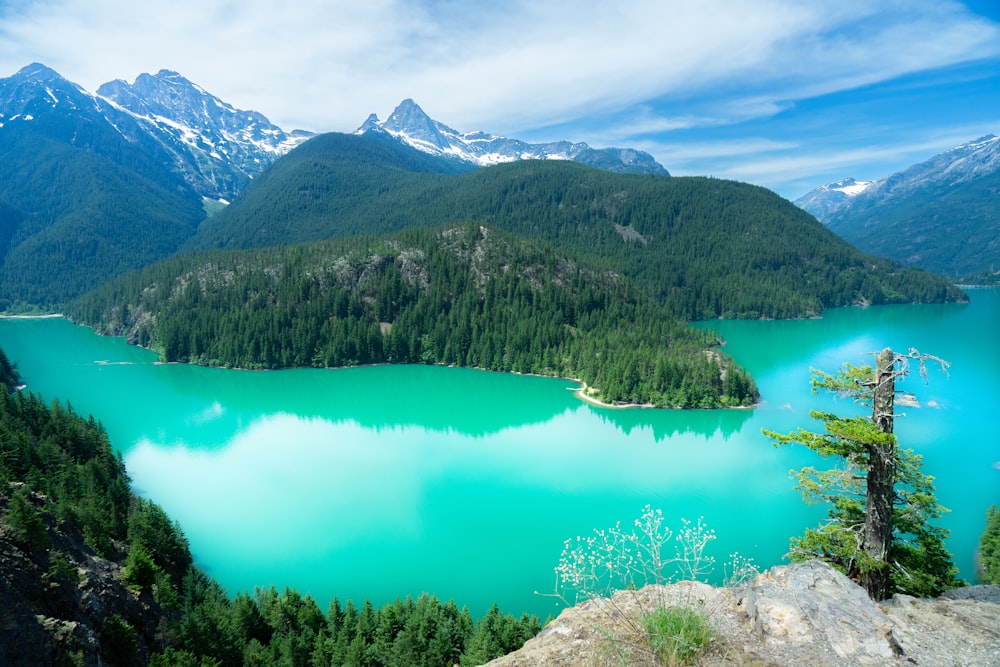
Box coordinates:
[0,61,968,311]
[793,177,874,219]
[796,135,1000,280]
[0,63,670,306]
[96,69,313,201]
[0,63,311,201]
[356,98,669,175]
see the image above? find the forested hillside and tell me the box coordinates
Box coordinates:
[824,169,1000,281]
[71,224,757,408]
[0,130,204,308]
[0,349,541,666]
[193,133,963,320]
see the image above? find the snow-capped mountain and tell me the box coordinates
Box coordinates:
[0,62,93,121]
[0,63,310,201]
[97,70,312,200]
[0,63,209,305]
[796,134,1000,279]
[794,177,873,219]
[356,99,669,175]
[798,135,1000,223]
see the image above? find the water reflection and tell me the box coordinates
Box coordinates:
[155,364,583,439]
[2,292,996,618]
[124,400,815,614]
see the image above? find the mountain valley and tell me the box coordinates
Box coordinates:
[1,56,997,667]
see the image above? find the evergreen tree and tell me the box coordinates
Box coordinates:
[979,506,1000,584]
[763,348,962,599]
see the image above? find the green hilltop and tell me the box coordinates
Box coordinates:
[192,132,964,321]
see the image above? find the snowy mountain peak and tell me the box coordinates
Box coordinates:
[96,69,312,199]
[1,62,102,123]
[950,134,997,152]
[356,99,669,175]
[356,113,381,133]
[794,178,873,220]
[826,177,874,196]
[378,99,461,153]
[798,132,1000,278]
[15,62,65,83]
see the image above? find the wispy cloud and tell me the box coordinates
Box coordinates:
[0,0,997,192]
[665,123,1000,198]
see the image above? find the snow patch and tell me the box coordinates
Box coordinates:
[833,180,873,196]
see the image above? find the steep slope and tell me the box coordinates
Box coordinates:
[97,69,313,200]
[188,131,475,249]
[798,135,1000,280]
[357,98,669,175]
[0,64,206,307]
[192,132,964,320]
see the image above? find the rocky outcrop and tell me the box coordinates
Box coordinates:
[0,488,167,666]
[487,560,1000,666]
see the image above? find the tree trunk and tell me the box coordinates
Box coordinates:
[864,347,895,599]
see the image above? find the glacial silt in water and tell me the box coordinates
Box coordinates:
[0,289,996,617]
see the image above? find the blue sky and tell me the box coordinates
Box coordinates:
[1,0,998,199]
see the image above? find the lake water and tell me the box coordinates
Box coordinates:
[0,289,996,619]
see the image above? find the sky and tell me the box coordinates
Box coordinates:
[1,0,998,199]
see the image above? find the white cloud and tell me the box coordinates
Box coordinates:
[1,0,996,134]
[1,0,997,193]
[663,123,1000,198]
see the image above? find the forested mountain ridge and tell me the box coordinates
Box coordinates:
[193,132,965,321]
[0,64,207,308]
[70,224,758,408]
[797,134,1000,281]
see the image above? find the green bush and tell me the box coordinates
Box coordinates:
[644,605,716,666]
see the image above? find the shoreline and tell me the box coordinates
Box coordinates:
[571,381,657,410]
[0,313,64,319]
[6,318,757,410]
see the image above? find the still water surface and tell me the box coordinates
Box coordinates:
[0,290,996,618]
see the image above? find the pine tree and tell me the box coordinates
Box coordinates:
[763,348,962,599]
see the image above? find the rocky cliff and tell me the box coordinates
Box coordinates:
[0,486,167,666]
[487,560,1000,666]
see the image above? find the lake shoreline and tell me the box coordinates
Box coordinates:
[0,313,64,319]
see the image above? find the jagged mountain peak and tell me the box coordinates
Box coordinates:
[357,112,381,133]
[14,62,65,82]
[357,99,669,175]
[95,68,312,199]
[380,98,458,152]
[1,62,103,124]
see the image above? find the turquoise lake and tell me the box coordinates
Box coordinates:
[0,289,997,620]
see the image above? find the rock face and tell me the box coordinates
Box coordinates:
[357,98,670,175]
[487,561,1000,666]
[0,488,166,666]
